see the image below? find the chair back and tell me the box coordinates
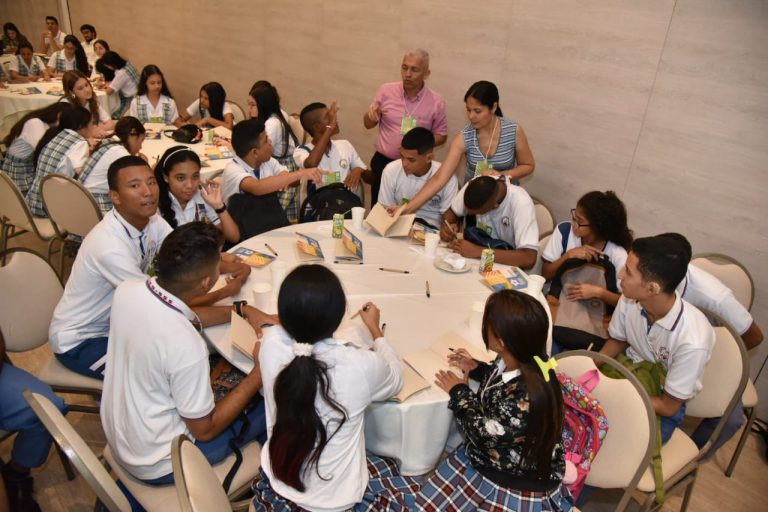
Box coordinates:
[41,174,103,238]
[530,233,551,278]
[555,351,655,511]
[286,113,306,145]
[172,435,232,512]
[0,248,63,352]
[531,196,555,238]
[685,311,748,423]
[228,101,246,124]
[0,170,35,232]
[23,390,131,512]
[691,253,754,311]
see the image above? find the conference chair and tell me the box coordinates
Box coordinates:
[286,113,307,145]
[40,174,103,275]
[0,171,61,267]
[531,195,556,238]
[691,253,758,477]
[531,233,552,279]
[23,390,132,512]
[103,437,262,511]
[555,351,656,512]
[0,248,103,413]
[228,101,246,124]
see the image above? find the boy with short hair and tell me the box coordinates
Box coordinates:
[294,102,367,197]
[441,176,539,269]
[378,127,457,229]
[600,235,716,443]
[101,222,269,484]
[40,15,66,56]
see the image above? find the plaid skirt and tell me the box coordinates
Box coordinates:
[413,446,573,512]
[1,153,35,196]
[251,452,418,512]
[275,155,299,223]
[91,192,113,214]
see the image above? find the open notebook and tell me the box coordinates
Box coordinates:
[230,311,258,359]
[403,331,496,394]
[365,203,416,237]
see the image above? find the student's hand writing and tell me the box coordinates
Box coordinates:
[564,283,603,301]
[434,369,468,393]
[440,221,458,242]
[447,348,479,374]
[344,168,363,191]
[200,180,224,210]
[448,239,483,258]
[359,302,383,339]
[243,305,280,339]
[565,245,603,262]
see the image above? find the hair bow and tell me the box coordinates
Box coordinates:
[533,355,558,382]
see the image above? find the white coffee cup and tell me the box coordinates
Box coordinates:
[270,261,288,296]
[251,282,273,311]
[424,232,440,257]
[526,274,546,296]
[468,300,485,334]
[351,207,365,229]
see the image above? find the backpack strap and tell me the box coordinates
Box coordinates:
[559,221,571,254]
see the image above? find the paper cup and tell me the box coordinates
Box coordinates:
[468,300,486,334]
[251,282,273,311]
[424,232,440,257]
[526,274,546,296]
[352,207,365,229]
[270,261,288,296]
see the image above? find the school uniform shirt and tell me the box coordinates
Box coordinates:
[8,55,47,76]
[61,96,111,124]
[185,98,233,119]
[46,50,76,72]
[128,94,180,125]
[293,139,367,195]
[81,40,96,66]
[450,177,539,251]
[608,293,715,401]
[259,326,403,512]
[265,115,296,158]
[80,143,130,194]
[44,30,67,55]
[542,221,628,284]
[101,278,214,480]
[221,155,286,203]
[48,210,173,354]
[378,159,457,228]
[169,190,221,226]
[6,119,48,159]
[109,66,138,97]
[678,265,754,335]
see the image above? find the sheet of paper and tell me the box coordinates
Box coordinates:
[391,365,430,402]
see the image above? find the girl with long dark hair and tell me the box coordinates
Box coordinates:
[97,51,139,118]
[91,39,114,81]
[251,265,406,511]
[179,82,234,129]
[45,34,88,77]
[128,64,182,126]
[154,145,239,243]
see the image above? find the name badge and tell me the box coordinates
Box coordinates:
[474,161,494,178]
[477,222,493,236]
[400,115,417,135]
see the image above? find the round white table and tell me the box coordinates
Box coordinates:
[204,220,551,475]
[0,78,116,134]
[139,125,232,181]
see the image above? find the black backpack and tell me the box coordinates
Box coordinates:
[299,183,362,223]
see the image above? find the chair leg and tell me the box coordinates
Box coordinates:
[55,442,76,481]
[680,468,699,512]
[726,406,756,477]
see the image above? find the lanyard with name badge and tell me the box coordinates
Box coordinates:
[473,117,499,177]
[400,88,425,135]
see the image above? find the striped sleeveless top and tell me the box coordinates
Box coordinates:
[461,117,517,183]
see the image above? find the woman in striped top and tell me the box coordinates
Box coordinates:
[399,80,535,216]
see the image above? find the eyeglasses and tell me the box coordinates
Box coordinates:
[570,209,591,228]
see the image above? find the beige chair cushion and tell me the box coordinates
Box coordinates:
[178,438,233,511]
[32,216,57,239]
[743,379,758,408]
[104,440,261,511]
[41,175,102,237]
[636,428,699,492]
[38,355,104,391]
[690,256,752,310]
[534,203,555,238]
[686,325,743,418]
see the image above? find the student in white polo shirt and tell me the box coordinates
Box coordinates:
[600,235,716,444]
[102,222,272,484]
[378,127,457,229]
[293,101,367,199]
[440,175,539,269]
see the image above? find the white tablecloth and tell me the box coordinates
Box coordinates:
[139,127,232,181]
[204,220,551,475]
[0,79,116,134]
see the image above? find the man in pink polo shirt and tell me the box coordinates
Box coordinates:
[363,49,448,206]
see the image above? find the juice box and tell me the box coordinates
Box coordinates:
[479,247,494,273]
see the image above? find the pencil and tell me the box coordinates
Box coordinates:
[350,304,371,319]
[264,243,278,256]
[379,267,410,274]
[426,280,431,298]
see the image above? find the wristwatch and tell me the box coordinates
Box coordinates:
[233,300,247,318]
[214,204,227,214]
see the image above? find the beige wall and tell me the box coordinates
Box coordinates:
[4,0,767,408]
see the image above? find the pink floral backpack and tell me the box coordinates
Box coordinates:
[557,369,609,500]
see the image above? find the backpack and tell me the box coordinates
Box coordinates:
[299,183,362,223]
[557,369,609,500]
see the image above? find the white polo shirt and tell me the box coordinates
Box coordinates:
[542,221,628,284]
[6,119,48,159]
[185,99,233,119]
[110,67,138,97]
[101,278,214,480]
[378,159,457,228]
[61,96,111,124]
[46,50,75,71]
[44,30,67,55]
[169,190,221,226]
[81,40,96,66]
[678,265,754,335]
[8,55,47,76]
[450,177,539,251]
[293,139,367,196]
[49,210,173,354]
[128,94,180,124]
[260,326,403,512]
[82,144,130,194]
[221,155,286,203]
[608,294,715,401]
[265,115,295,158]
